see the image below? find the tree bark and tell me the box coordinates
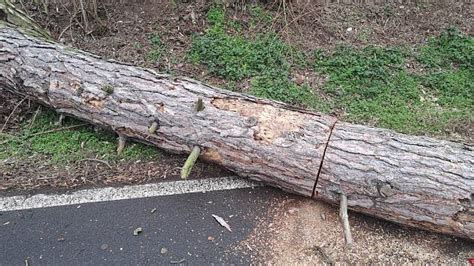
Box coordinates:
[0,25,472,240]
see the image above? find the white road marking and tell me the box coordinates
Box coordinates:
[0,176,259,212]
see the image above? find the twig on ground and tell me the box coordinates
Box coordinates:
[28,105,41,130]
[78,158,113,169]
[58,23,73,40]
[79,0,89,31]
[0,123,88,145]
[170,259,185,264]
[1,97,27,133]
[0,132,15,138]
[55,113,66,126]
[28,123,88,137]
[339,194,353,247]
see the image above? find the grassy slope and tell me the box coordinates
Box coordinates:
[190,7,473,136]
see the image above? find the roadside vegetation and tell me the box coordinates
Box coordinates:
[189,7,327,110]
[190,6,473,137]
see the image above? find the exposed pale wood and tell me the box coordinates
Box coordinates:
[117,134,127,155]
[55,113,65,125]
[0,26,472,240]
[181,146,201,179]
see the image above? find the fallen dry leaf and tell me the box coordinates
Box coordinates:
[212,214,232,232]
[133,227,143,236]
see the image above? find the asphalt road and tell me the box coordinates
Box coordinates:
[0,185,287,265]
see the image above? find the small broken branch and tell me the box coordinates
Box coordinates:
[181,146,201,179]
[339,194,353,247]
[28,123,88,137]
[148,121,159,134]
[117,134,127,155]
[28,105,41,130]
[195,97,205,112]
[78,158,113,169]
[55,113,65,126]
[179,97,205,179]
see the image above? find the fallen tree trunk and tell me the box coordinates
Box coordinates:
[0,25,472,240]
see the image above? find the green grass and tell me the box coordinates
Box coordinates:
[147,33,165,63]
[418,27,473,110]
[0,110,160,164]
[418,27,473,69]
[313,29,473,135]
[314,45,426,132]
[191,8,472,138]
[190,7,327,109]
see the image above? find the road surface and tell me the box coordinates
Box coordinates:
[0,177,289,265]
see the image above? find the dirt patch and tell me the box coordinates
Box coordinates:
[22,0,216,82]
[271,1,473,51]
[234,197,474,264]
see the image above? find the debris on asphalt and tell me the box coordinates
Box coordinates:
[57,236,65,242]
[207,236,215,241]
[170,258,186,264]
[151,208,157,213]
[133,227,143,236]
[160,247,168,255]
[100,244,108,250]
[212,214,232,232]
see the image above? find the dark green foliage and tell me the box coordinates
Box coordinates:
[418,27,473,69]
[147,33,165,63]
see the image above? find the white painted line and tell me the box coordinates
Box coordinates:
[0,176,259,212]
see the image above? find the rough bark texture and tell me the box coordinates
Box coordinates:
[1,25,473,240]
